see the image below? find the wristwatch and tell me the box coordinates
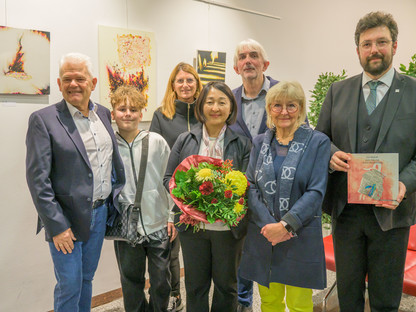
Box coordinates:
[281,220,296,236]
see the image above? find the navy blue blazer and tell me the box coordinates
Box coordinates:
[26,99,125,242]
[239,129,330,289]
[229,76,279,140]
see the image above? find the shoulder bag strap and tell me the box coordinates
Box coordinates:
[134,131,149,208]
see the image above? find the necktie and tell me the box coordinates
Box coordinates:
[366,80,381,115]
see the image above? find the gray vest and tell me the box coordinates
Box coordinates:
[356,87,391,153]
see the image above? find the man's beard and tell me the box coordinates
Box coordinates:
[362,53,392,76]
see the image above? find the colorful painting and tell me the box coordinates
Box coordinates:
[0,26,50,95]
[98,26,156,120]
[197,50,226,85]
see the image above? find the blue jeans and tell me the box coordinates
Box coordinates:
[48,204,107,312]
[237,267,253,307]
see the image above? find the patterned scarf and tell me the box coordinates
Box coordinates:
[201,124,227,159]
[255,124,313,217]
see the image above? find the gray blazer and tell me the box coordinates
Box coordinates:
[316,70,416,230]
[26,100,125,242]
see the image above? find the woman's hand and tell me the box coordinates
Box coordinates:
[261,223,292,246]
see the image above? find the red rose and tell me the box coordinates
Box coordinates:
[199,181,214,195]
[211,198,218,204]
[212,159,223,167]
[238,198,245,205]
[224,190,233,198]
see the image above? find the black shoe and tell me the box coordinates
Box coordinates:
[237,303,253,312]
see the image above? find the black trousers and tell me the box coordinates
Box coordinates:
[114,237,171,312]
[179,229,244,312]
[333,205,409,312]
[169,236,181,297]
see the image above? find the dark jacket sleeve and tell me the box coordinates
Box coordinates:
[149,110,162,135]
[163,132,186,191]
[26,112,71,237]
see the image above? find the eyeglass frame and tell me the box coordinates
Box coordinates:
[270,102,299,114]
[358,39,392,51]
[174,78,196,85]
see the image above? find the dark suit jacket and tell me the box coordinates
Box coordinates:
[26,99,125,242]
[163,124,252,239]
[229,76,279,140]
[316,70,416,230]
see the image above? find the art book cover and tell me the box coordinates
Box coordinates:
[347,153,398,205]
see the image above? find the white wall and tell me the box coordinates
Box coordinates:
[1,0,416,311]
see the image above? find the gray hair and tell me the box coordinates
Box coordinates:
[59,53,94,78]
[233,38,269,67]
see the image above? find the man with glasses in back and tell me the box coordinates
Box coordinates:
[316,12,416,311]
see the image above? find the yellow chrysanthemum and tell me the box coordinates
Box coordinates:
[196,168,213,181]
[224,171,248,196]
[234,202,244,214]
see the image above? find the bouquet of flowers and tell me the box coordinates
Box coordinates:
[169,155,249,230]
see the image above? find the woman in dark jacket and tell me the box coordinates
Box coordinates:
[164,82,251,312]
[150,62,203,311]
[150,62,203,147]
[239,81,330,312]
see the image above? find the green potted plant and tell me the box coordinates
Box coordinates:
[308,70,347,127]
[399,53,416,77]
[308,70,347,234]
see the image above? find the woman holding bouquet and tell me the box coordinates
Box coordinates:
[164,81,251,312]
[239,81,330,312]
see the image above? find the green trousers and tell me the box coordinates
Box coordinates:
[258,282,313,312]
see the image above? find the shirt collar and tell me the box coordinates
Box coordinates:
[362,67,395,88]
[66,100,97,118]
[242,75,270,100]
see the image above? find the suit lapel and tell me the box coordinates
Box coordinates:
[347,75,363,153]
[56,100,91,167]
[375,72,405,151]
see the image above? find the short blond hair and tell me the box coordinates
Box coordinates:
[110,85,147,111]
[265,81,307,129]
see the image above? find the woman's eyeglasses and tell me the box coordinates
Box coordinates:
[270,103,299,114]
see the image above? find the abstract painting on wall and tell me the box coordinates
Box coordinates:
[98,25,156,120]
[197,50,226,85]
[0,26,50,95]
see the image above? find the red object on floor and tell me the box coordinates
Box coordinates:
[323,225,416,296]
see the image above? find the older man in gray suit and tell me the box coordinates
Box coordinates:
[26,53,125,312]
[316,12,416,312]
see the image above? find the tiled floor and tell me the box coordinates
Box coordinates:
[92,270,416,312]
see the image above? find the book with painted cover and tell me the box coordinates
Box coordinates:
[347,153,399,205]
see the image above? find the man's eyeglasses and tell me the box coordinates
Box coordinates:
[270,103,299,114]
[359,39,392,51]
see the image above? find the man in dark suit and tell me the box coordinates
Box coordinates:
[316,12,416,311]
[230,38,278,312]
[26,53,125,312]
